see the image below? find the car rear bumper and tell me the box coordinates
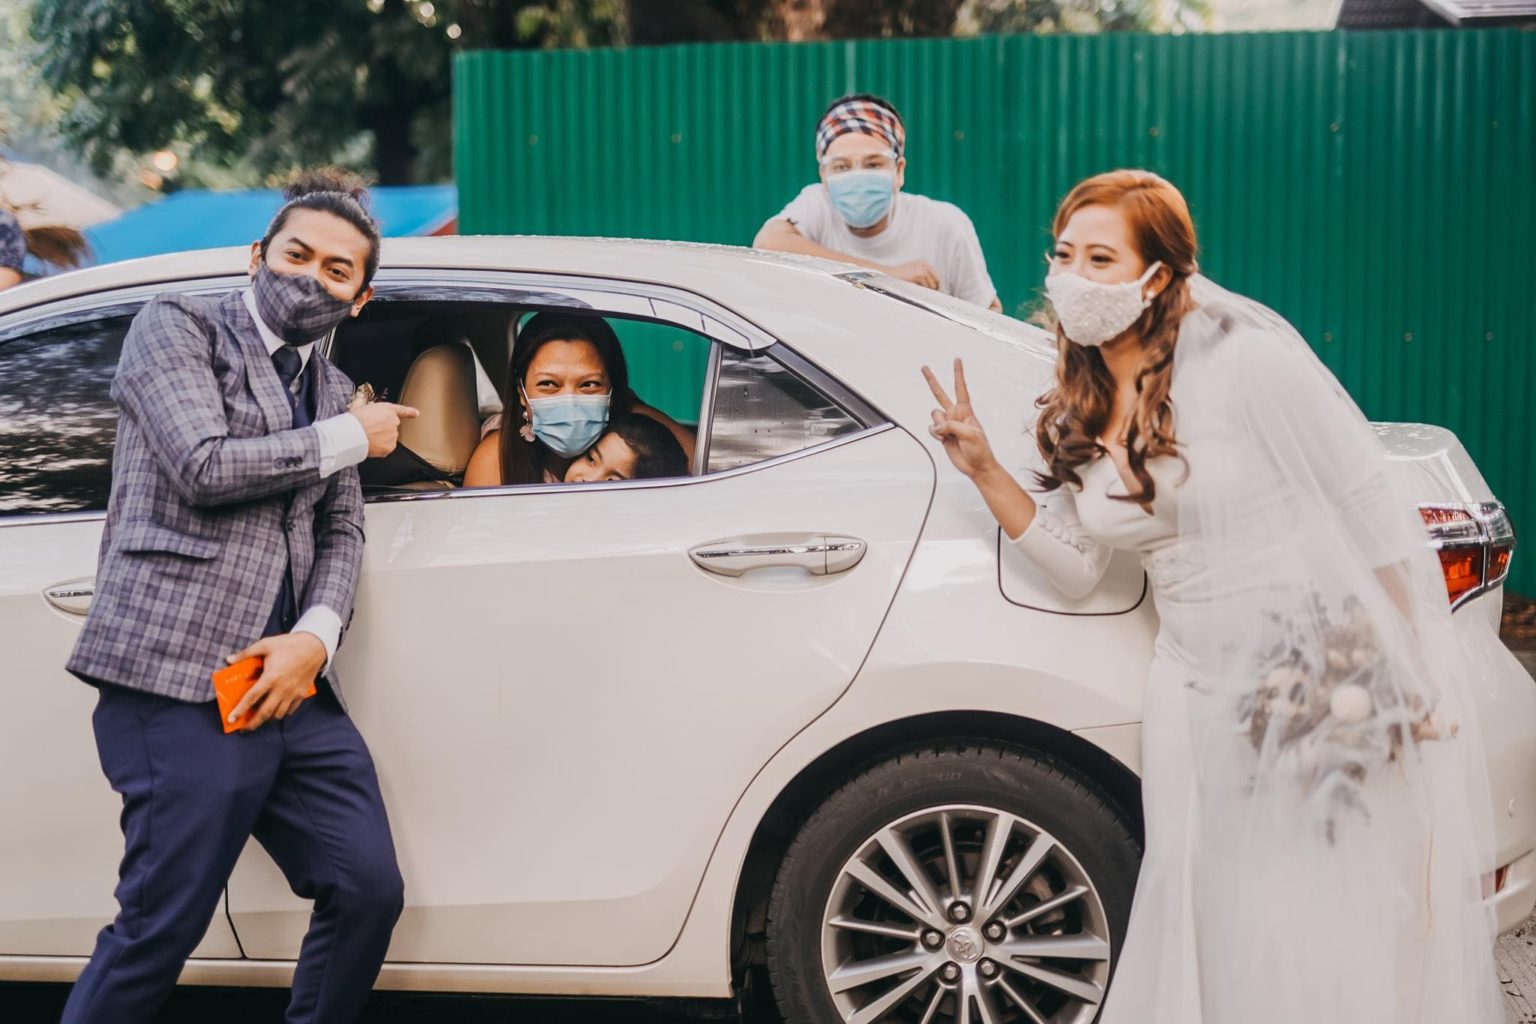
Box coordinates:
[1473,615,1536,935]
[1492,847,1536,935]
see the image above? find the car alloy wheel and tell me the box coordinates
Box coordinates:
[765,743,1139,1024]
[820,804,1111,1024]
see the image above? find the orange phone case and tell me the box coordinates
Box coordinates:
[212,656,316,734]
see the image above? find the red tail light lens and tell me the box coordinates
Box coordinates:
[1490,545,1514,585]
[1419,502,1518,610]
[1434,546,1484,605]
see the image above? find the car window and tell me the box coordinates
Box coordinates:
[705,347,871,473]
[335,298,710,493]
[0,307,138,516]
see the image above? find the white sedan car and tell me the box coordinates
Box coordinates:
[1,238,1530,1024]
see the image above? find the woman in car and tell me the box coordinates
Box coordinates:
[925,169,1500,1023]
[463,312,694,486]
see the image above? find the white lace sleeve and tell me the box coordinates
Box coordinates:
[1009,488,1112,599]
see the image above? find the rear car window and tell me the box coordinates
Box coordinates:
[0,309,137,515]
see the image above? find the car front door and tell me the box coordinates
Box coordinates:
[222,276,936,967]
[0,290,243,961]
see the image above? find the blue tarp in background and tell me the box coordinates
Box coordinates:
[84,185,457,266]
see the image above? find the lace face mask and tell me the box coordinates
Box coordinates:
[1044,261,1162,347]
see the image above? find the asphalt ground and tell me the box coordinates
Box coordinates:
[0,985,762,1023]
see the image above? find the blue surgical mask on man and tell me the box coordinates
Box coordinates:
[825,169,896,229]
[524,391,611,458]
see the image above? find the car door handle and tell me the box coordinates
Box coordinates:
[44,578,95,616]
[689,534,867,577]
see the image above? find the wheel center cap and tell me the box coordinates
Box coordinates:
[947,926,984,963]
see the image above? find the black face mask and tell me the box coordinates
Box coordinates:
[252,261,355,345]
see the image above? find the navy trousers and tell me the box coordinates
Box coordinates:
[60,682,404,1024]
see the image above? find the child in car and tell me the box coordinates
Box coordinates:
[563,412,689,483]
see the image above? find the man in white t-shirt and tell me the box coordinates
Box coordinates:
[754,93,1001,311]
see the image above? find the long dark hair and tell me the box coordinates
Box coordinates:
[259,167,381,291]
[498,312,635,485]
[1035,170,1198,506]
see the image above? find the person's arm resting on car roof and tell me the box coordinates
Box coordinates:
[753,218,944,293]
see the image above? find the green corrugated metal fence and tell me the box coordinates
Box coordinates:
[455,30,1536,593]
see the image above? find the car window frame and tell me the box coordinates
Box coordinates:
[0,268,895,525]
[339,270,892,505]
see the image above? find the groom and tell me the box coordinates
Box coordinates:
[61,175,416,1024]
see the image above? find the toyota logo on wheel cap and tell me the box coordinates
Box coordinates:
[947,926,983,963]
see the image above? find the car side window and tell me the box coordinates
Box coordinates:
[334,297,712,493]
[705,348,869,473]
[0,308,138,516]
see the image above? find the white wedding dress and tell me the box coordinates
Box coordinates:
[1009,279,1503,1023]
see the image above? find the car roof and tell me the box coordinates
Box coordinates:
[0,236,852,317]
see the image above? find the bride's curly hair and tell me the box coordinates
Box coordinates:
[1035,170,1199,506]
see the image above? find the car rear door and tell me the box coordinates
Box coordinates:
[221,274,935,967]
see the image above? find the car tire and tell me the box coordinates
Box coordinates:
[765,740,1140,1024]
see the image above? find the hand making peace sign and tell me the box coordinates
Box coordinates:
[921,358,999,480]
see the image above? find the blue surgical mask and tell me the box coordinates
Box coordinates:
[525,392,611,458]
[825,170,896,229]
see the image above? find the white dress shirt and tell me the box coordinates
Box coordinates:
[242,287,370,667]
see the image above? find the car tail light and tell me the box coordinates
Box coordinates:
[1419,502,1518,610]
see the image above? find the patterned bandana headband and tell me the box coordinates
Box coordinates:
[816,99,905,161]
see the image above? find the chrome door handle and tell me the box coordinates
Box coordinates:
[44,578,95,616]
[689,534,867,577]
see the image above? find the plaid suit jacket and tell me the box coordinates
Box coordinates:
[67,291,365,707]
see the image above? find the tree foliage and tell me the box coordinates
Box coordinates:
[29,0,1205,186]
[961,0,1209,34]
[30,0,625,184]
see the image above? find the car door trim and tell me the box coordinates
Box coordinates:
[358,423,897,506]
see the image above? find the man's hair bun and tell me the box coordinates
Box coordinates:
[280,167,373,211]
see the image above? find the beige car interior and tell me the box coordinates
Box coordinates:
[392,344,482,491]
[338,306,515,491]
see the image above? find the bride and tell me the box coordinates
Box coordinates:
[923,169,1501,1022]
